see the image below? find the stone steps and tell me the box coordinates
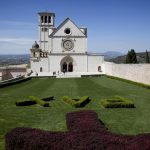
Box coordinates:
[30,72,104,78]
[56,74,81,78]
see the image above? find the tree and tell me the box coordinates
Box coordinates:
[125,51,131,63]
[145,50,150,63]
[130,49,137,63]
[125,49,137,64]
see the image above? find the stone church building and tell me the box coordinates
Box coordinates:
[30,12,104,75]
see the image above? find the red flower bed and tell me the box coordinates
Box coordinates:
[5,110,150,150]
[66,110,107,133]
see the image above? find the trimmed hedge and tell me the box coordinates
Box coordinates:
[62,96,90,107]
[63,96,76,106]
[0,76,24,84]
[5,110,150,150]
[81,74,103,77]
[0,77,32,88]
[100,96,135,108]
[29,96,50,107]
[16,96,51,107]
[41,96,54,101]
[16,100,36,106]
[76,96,91,107]
[105,75,150,89]
[5,128,67,150]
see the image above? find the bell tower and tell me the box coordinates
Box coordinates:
[38,12,55,51]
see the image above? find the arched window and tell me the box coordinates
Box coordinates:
[98,66,101,72]
[33,52,36,57]
[48,16,51,23]
[45,16,47,23]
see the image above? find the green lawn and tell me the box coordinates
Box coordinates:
[0,76,150,149]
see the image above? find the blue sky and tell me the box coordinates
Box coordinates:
[0,0,150,54]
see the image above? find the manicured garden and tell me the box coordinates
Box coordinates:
[0,76,150,149]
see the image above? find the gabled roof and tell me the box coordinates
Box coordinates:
[50,17,86,37]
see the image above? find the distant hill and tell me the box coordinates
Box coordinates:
[0,51,123,66]
[0,51,149,66]
[108,51,150,63]
[102,51,124,60]
[0,54,30,66]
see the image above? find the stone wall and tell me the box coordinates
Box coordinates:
[104,62,150,85]
[0,66,27,81]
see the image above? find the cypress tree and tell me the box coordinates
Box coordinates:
[125,49,137,64]
[125,51,131,63]
[130,49,137,63]
[145,50,150,63]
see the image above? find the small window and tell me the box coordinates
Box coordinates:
[98,66,101,72]
[42,28,48,32]
[33,52,36,57]
[41,16,43,23]
[40,67,43,72]
[48,16,51,23]
[45,16,47,23]
[64,28,71,35]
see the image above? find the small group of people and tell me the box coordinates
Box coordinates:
[53,70,60,76]
[53,70,66,76]
[63,69,66,75]
[34,70,68,77]
[53,71,56,76]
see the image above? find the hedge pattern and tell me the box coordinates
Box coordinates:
[100,96,135,108]
[16,96,52,107]
[42,96,54,101]
[62,96,90,107]
[5,110,150,150]
[29,96,50,107]
[16,100,36,106]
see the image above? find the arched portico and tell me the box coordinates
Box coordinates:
[60,56,74,72]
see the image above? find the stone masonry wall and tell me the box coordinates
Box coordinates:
[104,62,150,85]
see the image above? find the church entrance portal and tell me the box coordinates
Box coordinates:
[61,56,74,72]
[62,62,73,72]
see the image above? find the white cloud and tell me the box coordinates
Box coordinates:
[0,20,36,26]
[0,20,38,54]
[0,42,30,54]
[0,37,35,45]
[0,37,38,54]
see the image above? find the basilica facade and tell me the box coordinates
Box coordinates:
[30,12,104,74]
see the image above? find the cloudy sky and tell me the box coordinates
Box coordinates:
[0,0,150,54]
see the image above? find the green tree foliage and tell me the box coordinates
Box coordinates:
[130,49,137,63]
[125,49,137,64]
[125,51,131,63]
[145,50,150,63]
